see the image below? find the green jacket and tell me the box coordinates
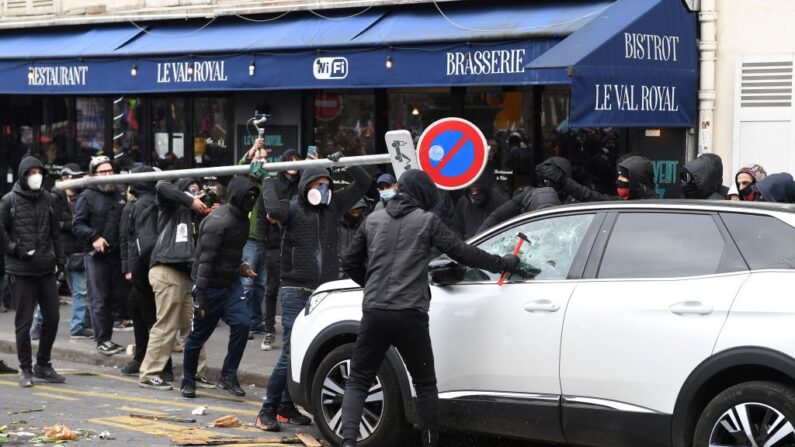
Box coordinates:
[240,155,260,240]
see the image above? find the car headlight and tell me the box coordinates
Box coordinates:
[305,292,330,315]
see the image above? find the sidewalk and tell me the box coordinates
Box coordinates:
[0,299,283,386]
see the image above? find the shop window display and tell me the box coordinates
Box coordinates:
[388,89,451,143]
[112,96,144,171]
[313,90,375,157]
[152,98,187,170]
[194,97,232,168]
[76,97,106,170]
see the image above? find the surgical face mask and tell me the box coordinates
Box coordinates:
[307,183,332,206]
[27,173,43,191]
[379,189,396,202]
[287,169,298,176]
[616,180,631,200]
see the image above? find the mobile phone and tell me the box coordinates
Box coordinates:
[307,145,318,158]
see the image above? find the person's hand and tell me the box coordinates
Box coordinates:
[240,263,257,278]
[536,163,564,186]
[56,264,65,279]
[193,289,207,320]
[190,195,209,215]
[246,138,266,161]
[266,213,278,224]
[500,254,521,273]
[125,272,132,281]
[326,151,343,162]
[211,202,221,211]
[249,160,271,181]
[92,237,109,254]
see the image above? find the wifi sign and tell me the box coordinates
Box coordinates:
[313,57,349,80]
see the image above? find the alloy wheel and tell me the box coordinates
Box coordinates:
[320,359,385,441]
[709,402,795,447]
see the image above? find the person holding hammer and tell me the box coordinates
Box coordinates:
[339,170,522,447]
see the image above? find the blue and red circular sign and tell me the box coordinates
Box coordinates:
[417,118,490,190]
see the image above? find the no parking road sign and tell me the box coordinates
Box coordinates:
[417,118,490,190]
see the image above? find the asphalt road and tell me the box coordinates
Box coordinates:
[0,355,548,446]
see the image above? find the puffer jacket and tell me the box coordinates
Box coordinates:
[342,170,505,313]
[262,165,369,290]
[256,168,300,251]
[681,155,727,200]
[150,177,201,269]
[558,155,659,202]
[72,184,125,256]
[0,156,63,276]
[193,176,260,289]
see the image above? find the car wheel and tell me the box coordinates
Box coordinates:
[310,343,410,447]
[693,381,795,447]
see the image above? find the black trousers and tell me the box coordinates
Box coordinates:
[12,274,59,371]
[129,260,157,363]
[263,248,281,334]
[340,308,438,447]
[85,254,124,343]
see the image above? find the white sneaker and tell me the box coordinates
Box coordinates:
[261,333,277,351]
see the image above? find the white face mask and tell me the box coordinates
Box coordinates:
[27,173,43,191]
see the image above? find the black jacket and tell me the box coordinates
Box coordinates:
[72,185,125,256]
[0,156,63,276]
[127,173,159,275]
[150,178,201,269]
[342,170,505,313]
[263,165,369,290]
[453,178,508,240]
[119,199,135,273]
[559,155,659,202]
[681,155,727,200]
[256,169,300,251]
[757,173,795,203]
[193,176,259,290]
[479,186,563,233]
[52,188,81,256]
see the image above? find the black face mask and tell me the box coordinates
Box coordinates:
[241,193,258,213]
[739,184,758,201]
[681,181,699,199]
[469,192,487,207]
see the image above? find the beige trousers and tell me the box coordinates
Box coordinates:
[139,264,206,382]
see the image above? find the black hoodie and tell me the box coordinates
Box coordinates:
[256,150,301,251]
[453,176,508,240]
[557,155,659,202]
[193,176,260,290]
[262,164,370,289]
[0,156,63,276]
[342,169,505,313]
[150,177,202,269]
[125,166,159,275]
[681,155,726,200]
[757,173,795,203]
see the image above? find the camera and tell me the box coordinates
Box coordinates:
[253,112,272,128]
[200,184,219,208]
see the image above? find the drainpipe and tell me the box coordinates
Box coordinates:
[697,0,717,155]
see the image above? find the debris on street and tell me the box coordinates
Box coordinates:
[42,424,79,441]
[191,406,207,416]
[7,407,44,416]
[129,413,196,423]
[210,415,241,428]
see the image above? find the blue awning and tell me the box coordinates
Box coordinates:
[526,0,698,128]
[0,24,143,59]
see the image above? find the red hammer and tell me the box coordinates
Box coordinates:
[498,232,530,286]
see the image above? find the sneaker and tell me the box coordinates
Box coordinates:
[120,359,141,376]
[216,376,246,397]
[32,363,65,383]
[250,323,268,334]
[260,333,277,351]
[160,369,175,384]
[96,340,124,356]
[30,324,42,341]
[0,360,17,374]
[114,320,134,331]
[277,405,312,425]
[181,381,196,398]
[19,369,33,388]
[255,406,280,432]
[70,328,94,339]
[139,377,173,390]
[196,375,215,389]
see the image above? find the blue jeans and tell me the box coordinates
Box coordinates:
[34,264,88,335]
[264,287,311,407]
[241,240,267,328]
[183,281,250,386]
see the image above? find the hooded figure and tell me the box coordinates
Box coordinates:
[257,163,370,431]
[680,155,727,200]
[182,176,261,398]
[477,157,570,233]
[338,170,520,447]
[0,156,65,385]
[734,164,767,201]
[539,155,659,202]
[756,173,795,203]
[453,176,508,240]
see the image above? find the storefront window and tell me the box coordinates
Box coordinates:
[38,97,72,186]
[388,89,451,142]
[0,96,40,192]
[76,97,106,170]
[152,97,187,170]
[194,97,232,167]
[313,90,375,157]
[113,96,144,171]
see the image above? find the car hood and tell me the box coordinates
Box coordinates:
[313,279,362,294]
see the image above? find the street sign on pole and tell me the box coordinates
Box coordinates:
[416,117,490,190]
[385,130,419,181]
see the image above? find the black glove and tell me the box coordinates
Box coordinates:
[326,151,344,162]
[193,288,208,321]
[514,263,542,279]
[536,163,564,186]
[500,254,521,273]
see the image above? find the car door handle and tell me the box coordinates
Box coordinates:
[523,300,560,313]
[669,301,714,316]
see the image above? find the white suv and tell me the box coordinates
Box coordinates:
[287,201,795,447]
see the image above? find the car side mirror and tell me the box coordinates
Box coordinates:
[429,259,467,286]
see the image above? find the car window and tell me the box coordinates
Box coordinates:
[473,213,596,281]
[598,213,735,279]
[722,213,795,269]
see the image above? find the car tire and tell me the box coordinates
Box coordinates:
[693,381,795,447]
[310,343,410,447]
